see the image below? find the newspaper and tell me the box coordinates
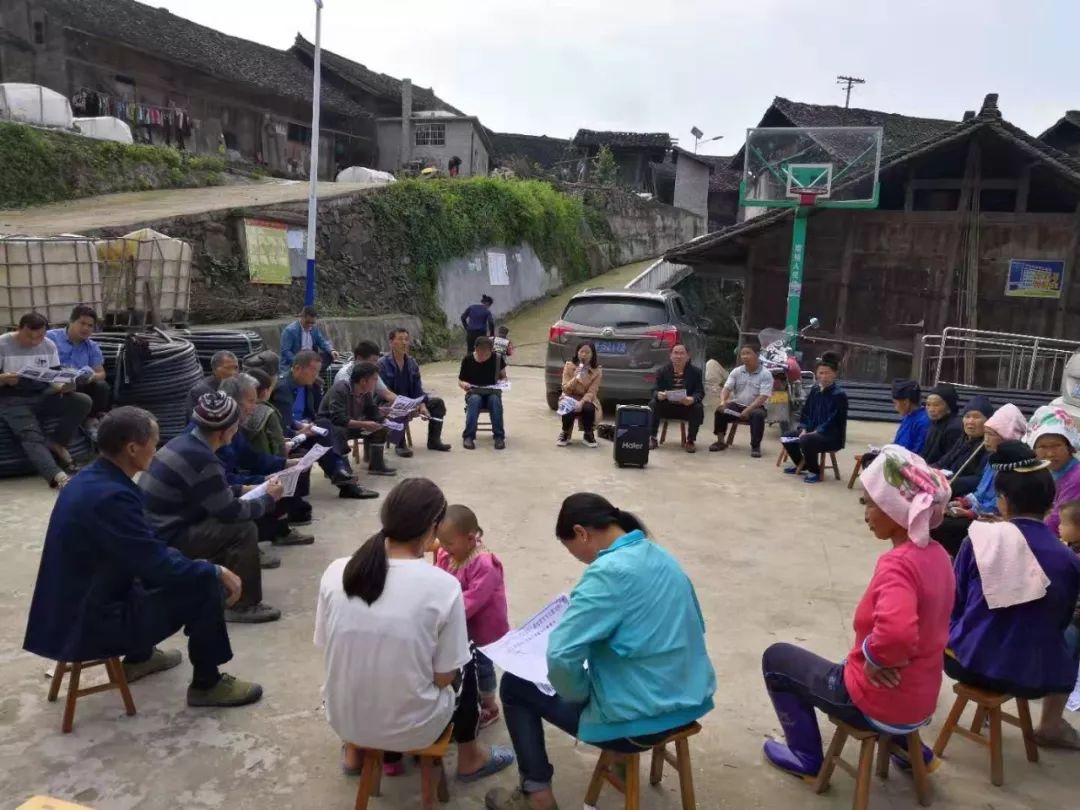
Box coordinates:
[18,367,78,386]
[665,389,687,402]
[480,594,570,696]
[240,466,304,501]
[295,444,330,470]
[780,435,801,444]
[557,395,578,416]
[495,380,511,392]
[386,394,426,422]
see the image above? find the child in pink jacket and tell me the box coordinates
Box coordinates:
[436,505,510,727]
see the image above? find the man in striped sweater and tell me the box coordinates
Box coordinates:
[140,392,284,624]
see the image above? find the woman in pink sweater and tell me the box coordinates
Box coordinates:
[761,445,956,779]
[436,504,510,728]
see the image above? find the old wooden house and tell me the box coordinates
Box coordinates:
[667,94,1080,383]
[572,129,671,191]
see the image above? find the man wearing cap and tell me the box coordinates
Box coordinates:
[461,294,495,354]
[140,392,285,624]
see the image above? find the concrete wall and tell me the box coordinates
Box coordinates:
[376,118,489,176]
[673,157,710,223]
[436,243,560,326]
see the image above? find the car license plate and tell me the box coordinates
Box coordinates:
[769,390,789,404]
[596,341,626,355]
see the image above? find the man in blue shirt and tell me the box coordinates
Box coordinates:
[279,305,334,368]
[461,294,495,354]
[46,304,109,426]
[378,327,451,455]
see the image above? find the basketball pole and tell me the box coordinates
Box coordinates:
[304,0,324,307]
[785,206,810,346]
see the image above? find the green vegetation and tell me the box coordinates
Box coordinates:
[0,121,224,208]
[592,144,618,186]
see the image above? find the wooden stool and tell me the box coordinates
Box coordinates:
[776,448,841,480]
[584,721,701,810]
[814,719,932,810]
[354,724,453,810]
[659,420,688,446]
[47,658,136,734]
[932,683,1038,787]
[724,422,738,447]
[847,454,865,489]
[355,423,412,463]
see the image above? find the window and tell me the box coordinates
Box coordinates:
[562,297,669,328]
[33,21,45,45]
[414,123,445,147]
[287,122,311,144]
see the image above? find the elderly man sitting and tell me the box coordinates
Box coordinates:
[320,361,395,481]
[188,350,239,415]
[140,392,284,624]
[23,407,263,707]
[710,343,773,458]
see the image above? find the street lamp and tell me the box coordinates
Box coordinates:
[690,126,723,153]
[304,0,324,306]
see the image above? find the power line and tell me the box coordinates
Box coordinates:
[836,75,866,108]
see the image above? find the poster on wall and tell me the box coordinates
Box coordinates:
[487,250,510,286]
[244,219,291,285]
[1005,258,1065,299]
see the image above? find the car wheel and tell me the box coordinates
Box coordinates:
[546,390,560,411]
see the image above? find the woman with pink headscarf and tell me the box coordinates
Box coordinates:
[931,403,1029,557]
[760,446,955,781]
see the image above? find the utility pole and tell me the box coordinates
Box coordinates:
[836,75,865,108]
[304,0,324,306]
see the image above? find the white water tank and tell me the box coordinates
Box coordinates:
[97,229,193,323]
[335,166,396,185]
[74,116,134,144]
[0,237,103,327]
[0,83,74,129]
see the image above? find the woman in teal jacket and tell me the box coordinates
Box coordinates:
[484,493,716,810]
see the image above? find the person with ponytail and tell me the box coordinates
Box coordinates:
[484,493,715,810]
[314,478,514,781]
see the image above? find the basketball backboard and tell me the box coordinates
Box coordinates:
[740,126,883,208]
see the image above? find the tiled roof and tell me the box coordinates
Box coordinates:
[650,153,741,193]
[573,129,671,149]
[42,0,368,119]
[488,131,574,168]
[667,94,1080,264]
[291,36,463,115]
[1038,110,1080,140]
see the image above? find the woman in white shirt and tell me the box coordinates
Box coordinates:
[315,477,515,780]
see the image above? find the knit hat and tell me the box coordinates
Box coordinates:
[985,403,1028,441]
[962,395,995,418]
[891,379,920,403]
[192,391,240,431]
[990,440,1051,472]
[1025,405,1080,452]
[816,351,840,372]
[859,444,951,547]
[927,383,959,414]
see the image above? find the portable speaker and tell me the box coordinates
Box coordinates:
[613,405,651,468]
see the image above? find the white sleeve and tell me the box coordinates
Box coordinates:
[44,338,60,367]
[433,589,472,673]
[722,368,737,391]
[758,370,774,396]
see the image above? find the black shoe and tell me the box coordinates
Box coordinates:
[224,603,281,624]
[751,447,763,458]
[395,445,415,458]
[329,469,358,486]
[494,438,506,450]
[339,483,379,499]
[463,437,476,450]
[273,529,315,546]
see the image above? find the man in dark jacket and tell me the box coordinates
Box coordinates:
[24,406,263,707]
[461,294,495,353]
[782,351,848,483]
[377,327,451,455]
[186,350,239,415]
[271,350,374,499]
[319,362,395,479]
[648,344,706,453]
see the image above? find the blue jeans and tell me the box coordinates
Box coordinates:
[500,673,689,793]
[762,642,871,731]
[477,651,497,695]
[464,392,504,440]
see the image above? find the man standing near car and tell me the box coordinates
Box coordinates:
[709,343,773,458]
[648,344,705,453]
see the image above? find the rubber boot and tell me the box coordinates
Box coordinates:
[763,688,824,779]
[889,735,940,773]
[427,418,451,452]
[367,444,397,476]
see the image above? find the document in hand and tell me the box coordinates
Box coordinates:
[18,367,78,386]
[479,594,570,696]
[386,395,426,422]
[666,389,687,402]
[296,443,330,470]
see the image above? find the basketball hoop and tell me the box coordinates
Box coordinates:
[797,192,818,206]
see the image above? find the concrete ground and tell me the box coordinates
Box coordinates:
[0,180,374,236]
[2,365,1079,809]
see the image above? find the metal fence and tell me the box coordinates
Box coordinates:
[624,258,692,291]
[920,327,1079,392]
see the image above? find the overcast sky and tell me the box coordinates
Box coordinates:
[162,0,1075,155]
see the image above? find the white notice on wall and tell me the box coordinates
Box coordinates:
[487,250,510,286]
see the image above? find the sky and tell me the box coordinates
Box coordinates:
[160,0,1076,155]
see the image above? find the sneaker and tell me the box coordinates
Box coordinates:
[123,647,182,683]
[583,433,598,448]
[272,529,315,546]
[751,447,762,458]
[339,483,379,500]
[259,548,281,569]
[708,440,727,452]
[224,603,282,624]
[463,437,476,450]
[684,441,697,454]
[649,436,659,450]
[395,446,415,458]
[783,466,801,475]
[186,673,264,707]
[556,432,570,447]
[494,438,506,450]
[803,473,822,484]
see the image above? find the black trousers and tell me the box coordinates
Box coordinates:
[128,572,233,677]
[295,417,351,476]
[77,378,111,416]
[714,403,766,449]
[174,519,262,608]
[561,402,596,434]
[466,330,487,354]
[0,391,92,482]
[783,431,834,475]
[648,398,704,441]
[762,642,871,730]
[396,397,447,447]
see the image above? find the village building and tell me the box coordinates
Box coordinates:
[667,94,1080,385]
[572,129,671,190]
[1040,111,1080,158]
[651,151,742,231]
